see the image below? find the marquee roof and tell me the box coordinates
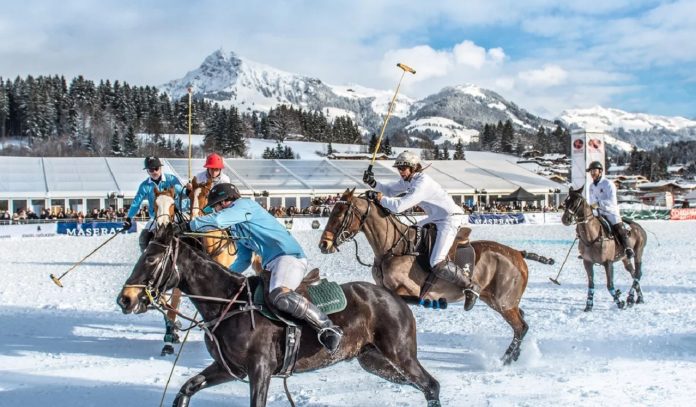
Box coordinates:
[0,152,566,199]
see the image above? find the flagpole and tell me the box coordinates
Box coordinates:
[187,87,193,179]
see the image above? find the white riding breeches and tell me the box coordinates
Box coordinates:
[594,209,621,225]
[429,214,466,267]
[267,255,309,292]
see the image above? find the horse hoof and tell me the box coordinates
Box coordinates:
[626,296,635,307]
[636,296,644,304]
[161,344,175,356]
[617,301,626,310]
[584,304,593,312]
[427,400,442,407]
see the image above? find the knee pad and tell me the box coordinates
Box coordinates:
[269,288,308,319]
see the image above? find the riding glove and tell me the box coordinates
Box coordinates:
[365,190,380,202]
[363,170,376,188]
[123,217,132,230]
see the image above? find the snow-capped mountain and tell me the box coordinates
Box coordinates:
[161,50,552,145]
[559,106,696,151]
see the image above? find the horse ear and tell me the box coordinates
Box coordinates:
[168,186,176,196]
[574,185,585,194]
[192,176,198,189]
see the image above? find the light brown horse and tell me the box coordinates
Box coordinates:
[561,186,647,311]
[188,177,263,273]
[153,185,187,354]
[319,189,546,364]
[188,177,237,268]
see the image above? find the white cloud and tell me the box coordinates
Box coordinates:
[453,41,487,69]
[518,65,569,88]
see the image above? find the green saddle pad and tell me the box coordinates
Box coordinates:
[253,278,347,322]
[307,279,347,314]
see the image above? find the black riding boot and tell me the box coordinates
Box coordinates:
[612,223,634,259]
[270,288,343,354]
[433,261,480,311]
[139,229,154,252]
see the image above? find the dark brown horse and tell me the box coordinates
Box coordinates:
[561,186,647,311]
[118,223,441,407]
[319,189,549,364]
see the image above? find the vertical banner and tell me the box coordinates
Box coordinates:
[570,129,587,189]
[571,129,606,191]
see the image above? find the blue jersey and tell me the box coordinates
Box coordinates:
[127,174,187,219]
[189,198,306,273]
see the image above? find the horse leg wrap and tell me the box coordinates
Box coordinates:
[584,288,594,312]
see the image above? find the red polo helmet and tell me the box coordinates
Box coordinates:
[204,153,224,169]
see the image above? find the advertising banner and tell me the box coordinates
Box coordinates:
[570,130,587,189]
[523,212,563,224]
[669,208,696,220]
[0,223,59,239]
[57,221,132,236]
[468,213,525,225]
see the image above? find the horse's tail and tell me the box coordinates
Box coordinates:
[520,250,555,265]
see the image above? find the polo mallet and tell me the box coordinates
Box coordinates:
[549,237,578,285]
[50,227,127,287]
[366,62,416,175]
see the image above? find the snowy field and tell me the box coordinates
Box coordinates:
[1,221,695,406]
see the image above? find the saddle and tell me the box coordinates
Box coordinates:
[250,268,347,378]
[412,224,476,303]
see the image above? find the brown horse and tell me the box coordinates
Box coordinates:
[188,177,237,268]
[118,224,442,407]
[561,186,647,311]
[188,177,262,273]
[319,189,547,364]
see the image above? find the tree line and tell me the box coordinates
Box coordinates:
[0,75,363,158]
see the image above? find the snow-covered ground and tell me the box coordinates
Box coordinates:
[1,221,695,406]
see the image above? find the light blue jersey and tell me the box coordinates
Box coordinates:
[189,198,306,273]
[127,174,187,219]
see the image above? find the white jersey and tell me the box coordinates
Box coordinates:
[376,172,464,224]
[194,170,231,186]
[588,176,621,224]
[376,172,465,267]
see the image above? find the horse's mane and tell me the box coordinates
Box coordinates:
[176,235,246,285]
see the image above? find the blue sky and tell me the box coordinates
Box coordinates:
[2,0,694,119]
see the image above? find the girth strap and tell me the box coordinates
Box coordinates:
[274,326,303,378]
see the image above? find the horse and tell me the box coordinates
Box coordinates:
[188,177,263,273]
[319,189,552,364]
[118,223,442,407]
[561,186,648,311]
[153,185,189,354]
[188,176,238,268]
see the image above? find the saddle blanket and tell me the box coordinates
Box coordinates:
[254,278,347,321]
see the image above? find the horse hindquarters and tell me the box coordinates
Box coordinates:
[343,283,441,405]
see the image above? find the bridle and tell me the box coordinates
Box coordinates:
[123,239,182,304]
[563,193,593,225]
[328,195,414,264]
[331,197,373,247]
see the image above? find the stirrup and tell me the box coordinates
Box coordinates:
[463,288,480,311]
[318,326,343,354]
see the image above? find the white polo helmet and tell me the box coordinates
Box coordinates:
[393,151,421,168]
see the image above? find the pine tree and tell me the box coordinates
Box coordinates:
[327,142,334,155]
[433,144,441,160]
[382,137,393,156]
[123,125,138,156]
[174,138,184,157]
[442,145,450,160]
[368,133,378,153]
[501,120,514,154]
[453,139,465,160]
[110,128,122,156]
